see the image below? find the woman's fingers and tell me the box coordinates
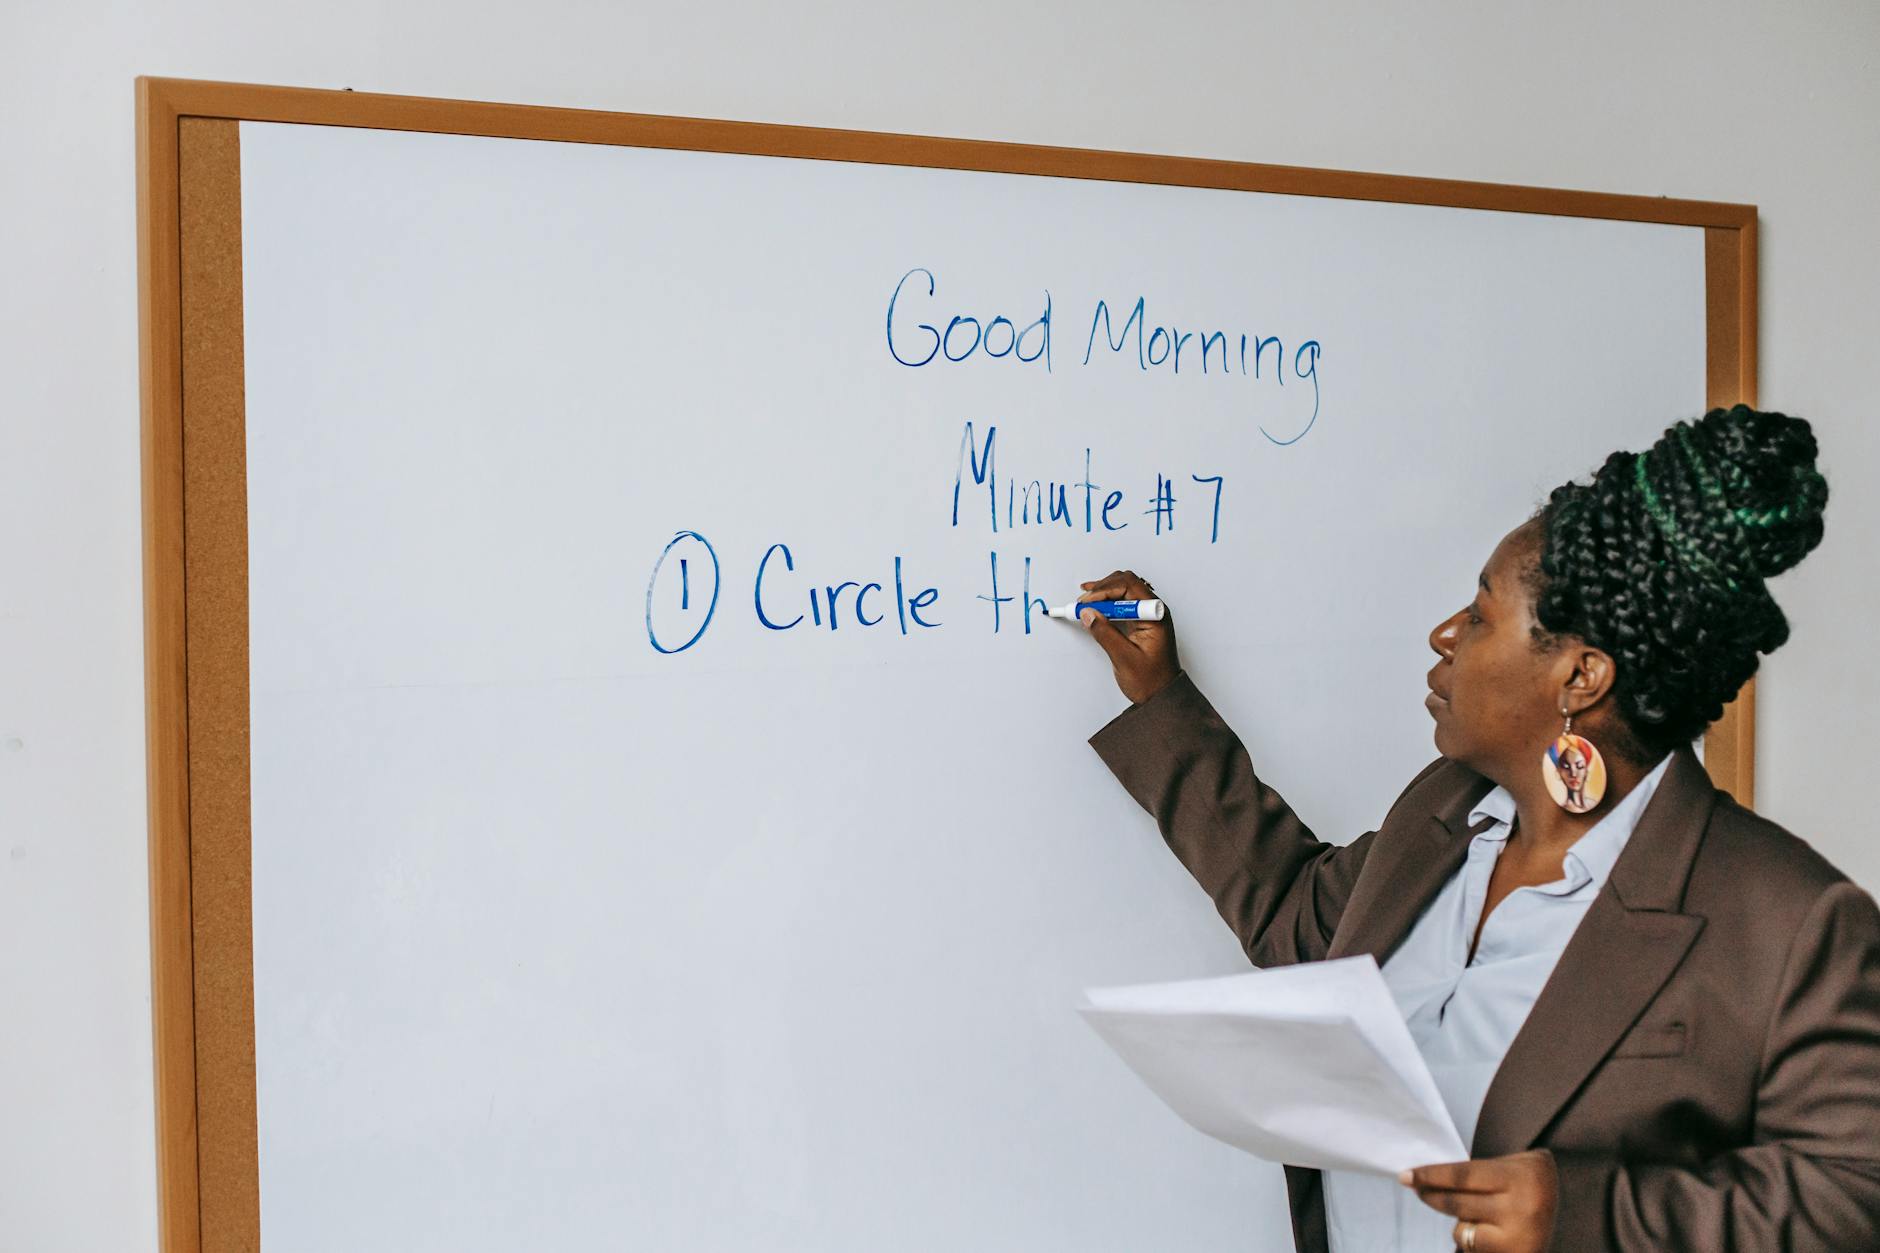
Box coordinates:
[1074,569,1180,704]
[1080,604,1158,645]
[1077,571,1128,602]
[1081,608,1133,658]
[1410,1186,1500,1222]
[1404,1162,1498,1193]
[1452,1220,1508,1252]
[1077,570,1155,604]
[1405,1161,1512,1230]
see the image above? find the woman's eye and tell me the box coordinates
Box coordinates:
[1465,606,1482,625]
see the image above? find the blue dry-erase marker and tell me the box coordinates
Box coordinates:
[1047,599,1166,622]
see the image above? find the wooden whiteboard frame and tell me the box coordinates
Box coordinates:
[135,75,1759,1253]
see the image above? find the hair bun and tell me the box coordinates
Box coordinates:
[1533,405,1828,757]
[1657,404,1828,585]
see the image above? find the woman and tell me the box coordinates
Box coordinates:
[1077,405,1880,1252]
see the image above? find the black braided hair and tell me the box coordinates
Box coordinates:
[1524,405,1829,761]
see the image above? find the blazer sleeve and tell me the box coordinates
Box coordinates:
[1549,879,1880,1251]
[1089,670,1445,968]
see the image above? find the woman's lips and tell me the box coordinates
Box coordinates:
[1425,689,1449,714]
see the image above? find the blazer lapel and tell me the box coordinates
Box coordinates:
[1471,745,1715,1158]
[1326,762,1497,962]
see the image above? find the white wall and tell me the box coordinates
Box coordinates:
[2,3,1875,1249]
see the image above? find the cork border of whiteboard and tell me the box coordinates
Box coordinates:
[137,76,1759,1253]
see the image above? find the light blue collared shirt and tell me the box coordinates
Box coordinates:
[1322,751,1674,1253]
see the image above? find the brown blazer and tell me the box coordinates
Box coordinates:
[1091,673,1880,1251]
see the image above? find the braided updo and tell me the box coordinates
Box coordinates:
[1526,405,1829,760]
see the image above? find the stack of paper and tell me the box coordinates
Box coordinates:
[1079,956,1465,1176]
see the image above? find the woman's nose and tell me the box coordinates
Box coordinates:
[1429,611,1461,658]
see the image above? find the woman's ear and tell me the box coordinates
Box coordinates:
[1560,644,1617,715]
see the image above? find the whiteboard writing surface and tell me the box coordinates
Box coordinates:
[238,119,1704,1251]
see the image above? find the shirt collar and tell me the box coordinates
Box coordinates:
[1464,750,1677,893]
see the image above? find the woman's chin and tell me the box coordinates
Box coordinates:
[1428,724,1483,773]
[1425,699,1450,745]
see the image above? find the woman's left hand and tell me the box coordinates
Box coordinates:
[1401,1150,1559,1251]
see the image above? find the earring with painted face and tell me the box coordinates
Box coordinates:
[1543,707,1607,814]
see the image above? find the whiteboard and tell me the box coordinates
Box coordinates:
[238,120,1705,1251]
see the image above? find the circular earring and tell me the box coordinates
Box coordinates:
[1542,709,1607,814]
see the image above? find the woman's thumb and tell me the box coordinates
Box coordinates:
[1081,608,1132,662]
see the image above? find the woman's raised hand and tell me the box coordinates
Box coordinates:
[1077,570,1181,705]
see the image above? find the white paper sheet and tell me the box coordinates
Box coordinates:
[1079,957,1466,1176]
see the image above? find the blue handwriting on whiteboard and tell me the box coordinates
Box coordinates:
[1083,295,1322,445]
[952,423,1222,542]
[753,544,941,633]
[648,536,944,653]
[887,268,1052,371]
[884,270,1322,443]
[645,531,721,655]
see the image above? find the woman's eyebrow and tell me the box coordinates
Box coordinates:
[1479,572,1491,594]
